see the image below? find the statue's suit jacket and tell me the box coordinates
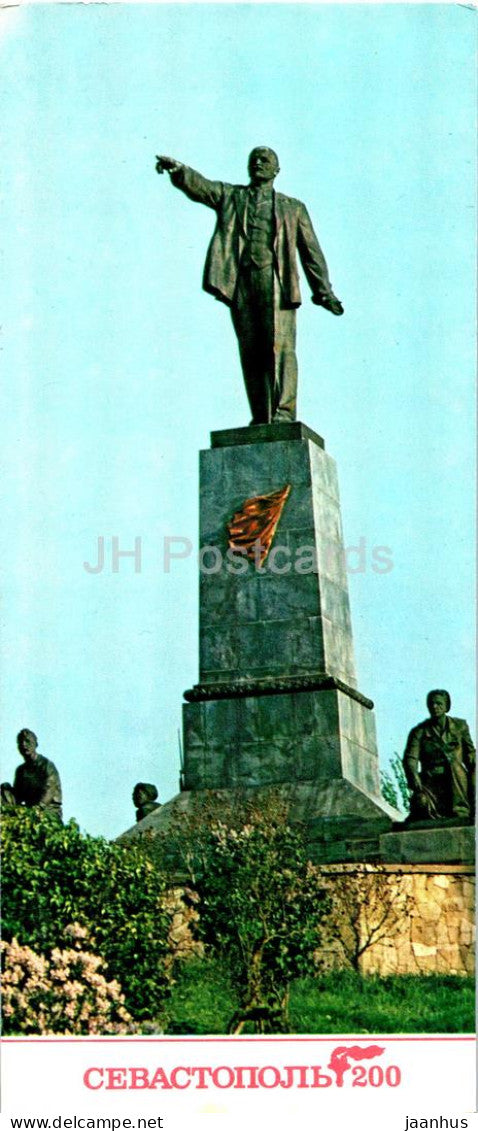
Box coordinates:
[170,165,335,309]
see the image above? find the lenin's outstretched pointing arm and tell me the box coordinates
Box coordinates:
[156,156,223,209]
[297,205,344,316]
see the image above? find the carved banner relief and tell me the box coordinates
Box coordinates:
[227,485,291,567]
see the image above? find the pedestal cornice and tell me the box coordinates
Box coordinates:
[184,673,373,709]
[211,421,325,450]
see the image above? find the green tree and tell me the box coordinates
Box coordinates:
[324,865,412,971]
[178,799,330,1033]
[381,753,410,813]
[1,808,173,1023]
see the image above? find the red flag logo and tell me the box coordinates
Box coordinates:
[227,485,291,567]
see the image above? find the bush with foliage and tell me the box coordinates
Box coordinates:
[178,800,330,1032]
[1,809,173,1023]
[1,923,135,1035]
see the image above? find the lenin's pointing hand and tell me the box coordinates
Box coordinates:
[156,155,182,175]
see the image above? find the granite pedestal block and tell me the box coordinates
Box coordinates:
[181,422,399,826]
[380,824,475,864]
[183,685,379,796]
[198,422,356,686]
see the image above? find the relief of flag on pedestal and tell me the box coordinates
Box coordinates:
[227,484,291,567]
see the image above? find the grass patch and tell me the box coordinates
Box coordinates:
[166,958,238,1034]
[289,971,475,1034]
[165,959,475,1034]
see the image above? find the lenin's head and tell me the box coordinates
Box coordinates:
[248,147,280,186]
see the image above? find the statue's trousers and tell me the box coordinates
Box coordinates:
[231,263,298,424]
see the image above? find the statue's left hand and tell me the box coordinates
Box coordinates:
[313,293,344,316]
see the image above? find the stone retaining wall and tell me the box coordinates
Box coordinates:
[316,863,475,976]
[165,864,475,977]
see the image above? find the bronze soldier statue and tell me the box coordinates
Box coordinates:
[132,782,161,823]
[156,147,343,424]
[403,690,475,821]
[7,729,63,819]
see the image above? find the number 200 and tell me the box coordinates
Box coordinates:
[351,1065,401,1087]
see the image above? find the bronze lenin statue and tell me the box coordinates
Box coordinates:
[156,148,343,425]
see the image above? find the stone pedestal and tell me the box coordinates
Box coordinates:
[181,422,398,826]
[118,422,475,892]
[380,823,475,865]
[183,686,379,796]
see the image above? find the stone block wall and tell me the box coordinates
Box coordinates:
[163,864,475,977]
[316,863,475,976]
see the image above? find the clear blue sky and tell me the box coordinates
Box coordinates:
[1,4,475,839]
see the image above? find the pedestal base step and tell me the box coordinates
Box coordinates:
[380,824,475,864]
[117,779,403,869]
